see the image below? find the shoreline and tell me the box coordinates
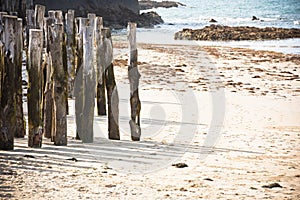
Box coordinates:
[113,28,300,54]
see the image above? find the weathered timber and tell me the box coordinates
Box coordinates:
[127,22,141,141]
[43,52,52,138]
[27,29,43,147]
[0,15,18,150]
[80,25,96,143]
[43,12,56,139]
[15,18,26,138]
[102,28,120,140]
[94,17,106,116]
[74,17,88,140]
[34,4,45,30]
[25,9,34,48]
[65,10,76,97]
[48,24,67,146]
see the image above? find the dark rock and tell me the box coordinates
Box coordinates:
[139,0,185,10]
[252,16,259,21]
[174,25,300,41]
[172,163,188,168]
[24,155,35,158]
[32,0,163,28]
[138,11,164,28]
[262,183,283,189]
[209,18,217,23]
[203,178,214,181]
[66,157,78,162]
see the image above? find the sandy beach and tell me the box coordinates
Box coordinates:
[1,35,300,199]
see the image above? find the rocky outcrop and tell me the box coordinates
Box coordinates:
[139,0,185,10]
[138,11,164,27]
[32,0,163,28]
[174,25,300,41]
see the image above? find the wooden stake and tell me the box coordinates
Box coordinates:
[27,29,43,147]
[81,25,96,143]
[25,9,34,48]
[94,17,106,116]
[48,24,67,146]
[0,15,18,150]
[127,22,141,141]
[33,4,45,30]
[74,17,88,140]
[65,10,76,97]
[43,13,56,139]
[15,18,26,138]
[102,28,120,140]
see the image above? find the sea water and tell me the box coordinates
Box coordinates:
[136,0,300,54]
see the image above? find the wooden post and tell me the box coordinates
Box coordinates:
[48,23,67,146]
[80,25,96,143]
[27,29,43,148]
[25,9,34,48]
[0,15,18,150]
[15,18,26,138]
[102,28,120,140]
[95,17,106,116]
[43,13,55,139]
[34,4,45,30]
[65,10,76,97]
[127,22,141,141]
[74,17,88,140]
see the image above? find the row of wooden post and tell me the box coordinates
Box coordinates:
[0,4,141,150]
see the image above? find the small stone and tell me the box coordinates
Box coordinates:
[105,184,116,188]
[262,183,282,189]
[24,155,35,158]
[203,178,213,181]
[172,163,188,168]
[66,157,78,162]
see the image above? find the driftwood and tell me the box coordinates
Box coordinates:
[102,28,120,140]
[27,29,43,147]
[127,22,141,141]
[48,23,67,146]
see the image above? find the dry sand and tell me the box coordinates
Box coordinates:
[0,38,300,199]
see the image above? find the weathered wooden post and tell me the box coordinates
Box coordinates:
[27,29,43,148]
[48,23,67,146]
[34,4,45,30]
[0,15,18,150]
[127,22,141,141]
[15,18,26,138]
[94,17,106,116]
[80,24,96,143]
[25,9,34,48]
[102,28,120,140]
[74,17,88,140]
[65,10,76,97]
[43,13,55,139]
